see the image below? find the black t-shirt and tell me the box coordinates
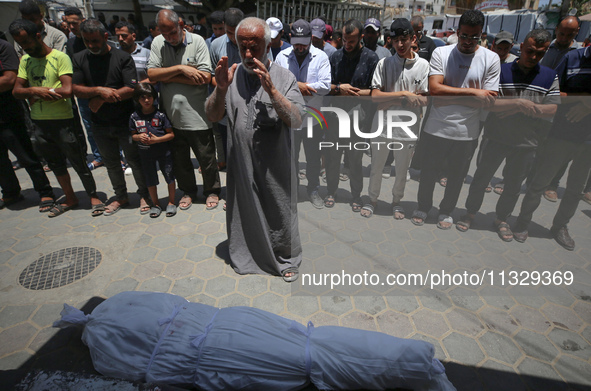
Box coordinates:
[66,36,86,59]
[330,46,379,89]
[0,39,23,124]
[193,24,207,39]
[417,34,437,63]
[72,47,137,126]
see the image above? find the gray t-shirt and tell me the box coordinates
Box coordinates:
[374,45,392,61]
[147,32,212,131]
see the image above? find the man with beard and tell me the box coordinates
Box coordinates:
[411,16,436,62]
[10,19,104,217]
[72,19,151,215]
[115,22,150,82]
[206,17,304,282]
[411,10,500,229]
[363,18,391,60]
[275,19,331,209]
[311,18,337,58]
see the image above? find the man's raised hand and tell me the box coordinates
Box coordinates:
[215,56,237,89]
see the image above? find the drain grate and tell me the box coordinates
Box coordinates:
[19,247,102,290]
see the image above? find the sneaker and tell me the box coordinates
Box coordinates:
[382,166,391,179]
[406,171,411,182]
[309,191,324,209]
[125,166,133,176]
[551,226,575,251]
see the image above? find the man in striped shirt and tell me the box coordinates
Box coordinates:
[457,29,560,241]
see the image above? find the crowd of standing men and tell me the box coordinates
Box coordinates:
[0,1,590,283]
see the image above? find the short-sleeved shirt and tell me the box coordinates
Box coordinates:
[417,34,437,62]
[323,41,337,57]
[128,44,151,81]
[18,49,73,120]
[142,35,154,51]
[147,32,212,131]
[72,47,137,126]
[540,39,581,70]
[549,46,591,144]
[370,52,430,140]
[484,60,560,148]
[66,36,86,59]
[0,40,23,124]
[330,46,379,89]
[129,109,172,153]
[373,45,392,61]
[423,44,501,141]
[15,22,67,57]
[271,41,292,60]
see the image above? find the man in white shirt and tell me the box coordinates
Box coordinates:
[363,18,429,219]
[275,19,331,208]
[411,10,500,229]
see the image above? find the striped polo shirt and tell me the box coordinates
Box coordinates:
[550,46,591,144]
[484,59,560,148]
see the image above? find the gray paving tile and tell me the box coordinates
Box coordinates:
[449,287,485,312]
[188,294,217,306]
[195,221,222,235]
[170,276,205,298]
[194,259,225,279]
[145,222,172,236]
[404,240,433,257]
[218,293,250,308]
[170,222,197,236]
[319,295,352,316]
[177,233,205,248]
[353,296,387,316]
[553,355,591,389]
[130,261,165,281]
[541,303,584,332]
[103,278,139,297]
[509,284,547,309]
[0,305,37,328]
[252,292,285,314]
[133,234,152,249]
[446,308,485,337]
[126,247,158,264]
[138,276,172,293]
[204,232,228,247]
[453,238,483,255]
[428,240,459,257]
[236,275,270,297]
[376,310,413,338]
[480,286,517,311]
[412,308,449,338]
[514,329,558,362]
[324,242,352,259]
[479,306,520,336]
[419,289,453,313]
[359,229,386,244]
[442,332,485,365]
[308,312,340,327]
[509,305,551,333]
[0,250,15,265]
[12,236,44,252]
[164,260,195,279]
[581,325,591,345]
[187,246,215,263]
[535,284,577,308]
[548,328,591,360]
[518,357,567,391]
[0,323,38,357]
[149,234,179,249]
[340,311,377,331]
[286,295,319,318]
[479,331,523,365]
[27,326,70,353]
[302,242,326,259]
[411,333,446,360]
[157,247,187,264]
[31,304,66,328]
[203,275,237,298]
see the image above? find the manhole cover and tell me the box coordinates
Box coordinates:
[19,247,102,290]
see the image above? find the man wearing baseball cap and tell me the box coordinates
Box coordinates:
[266,17,291,60]
[275,19,331,209]
[363,18,391,60]
[361,18,429,219]
[311,18,336,57]
[491,31,517,64]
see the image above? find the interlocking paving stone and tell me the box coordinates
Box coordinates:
[31,304,66,328]
[145,222,172,236]
[130,261,165,281]
[479,286,517,311]
[0,250,15,265]
[308,312,339,327]
[204,275,237,298]
[537,284,577,307]
[376,310,413,338]
[177,233,205,248]
[518,357,568,391]
[236,275,269,297]
[453,238,484,255]
[445,308,485,337]
[412,333,446,360]
[186,246,215,264]
[164,260,195,279]
[0,305,37,329]
[156,247,187,264]
[509,305,551,333]
[479,332,523,365]
[0,350,33,371]
[324,242,352,259]
[0,323,38,357]
[553,355,591,389]
[319,296,353,316]
[514,329,558,362]
[449,287,485,312]
[339,311,377,331]
[509,284,548,309]
[102,278,139,297]
[412,308,449,338]
[286,295,319,318]
[419,289,453,313]
[541,303,584,332]
[170,276,204,298]
[133,234,152,249]
[170,222,197,237]
[149,235,179,249]
[137,276,172,293]
[189,294,217,306]
[252,292,285,314]
[126,247,158,264]
[218,293,250,308]
[479,306,520,335]
[403,240,433,257]
[548,328,591,360]
[302,243,326,259]
[12,236,44,252]
[443,332,485,365]
[353,296,387,315]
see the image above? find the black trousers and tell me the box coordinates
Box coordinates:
[171,128,221,199]
[0,119,54,200]
[417,132,478,216]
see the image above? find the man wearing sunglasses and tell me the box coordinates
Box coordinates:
[411,10,500,229]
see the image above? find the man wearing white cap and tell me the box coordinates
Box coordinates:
[311,18,337,57]
[266,17,291,60]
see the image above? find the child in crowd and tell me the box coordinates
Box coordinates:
[130,83,176,218]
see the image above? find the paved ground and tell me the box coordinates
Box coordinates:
[0,154,590,391]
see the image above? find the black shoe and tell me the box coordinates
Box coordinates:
[551,226,575,251]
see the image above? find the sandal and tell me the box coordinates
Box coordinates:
[140,198,151,215]
[91,202,106,217]
[39,198,55,213]
[351,199,362,213]
[281,267,299,283]
[48,203,78,218]
[87,161,104,170]
[298,169,306,180]
[360,203,374,218]
[324,195,335,208]
[179,195,193,210]
[392,205,405,220]
[206,194,219,210]
[485,184,492,193]
[456,214,474,232]
[437,214,453,230]
[411,210,427,226]
[544,189,558,202]
[494,183,504,195]
[149,206,162,218]
[495,220,513,242]
[104,199,128,216]
[166,204,177,217]
[439,177,447,187]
